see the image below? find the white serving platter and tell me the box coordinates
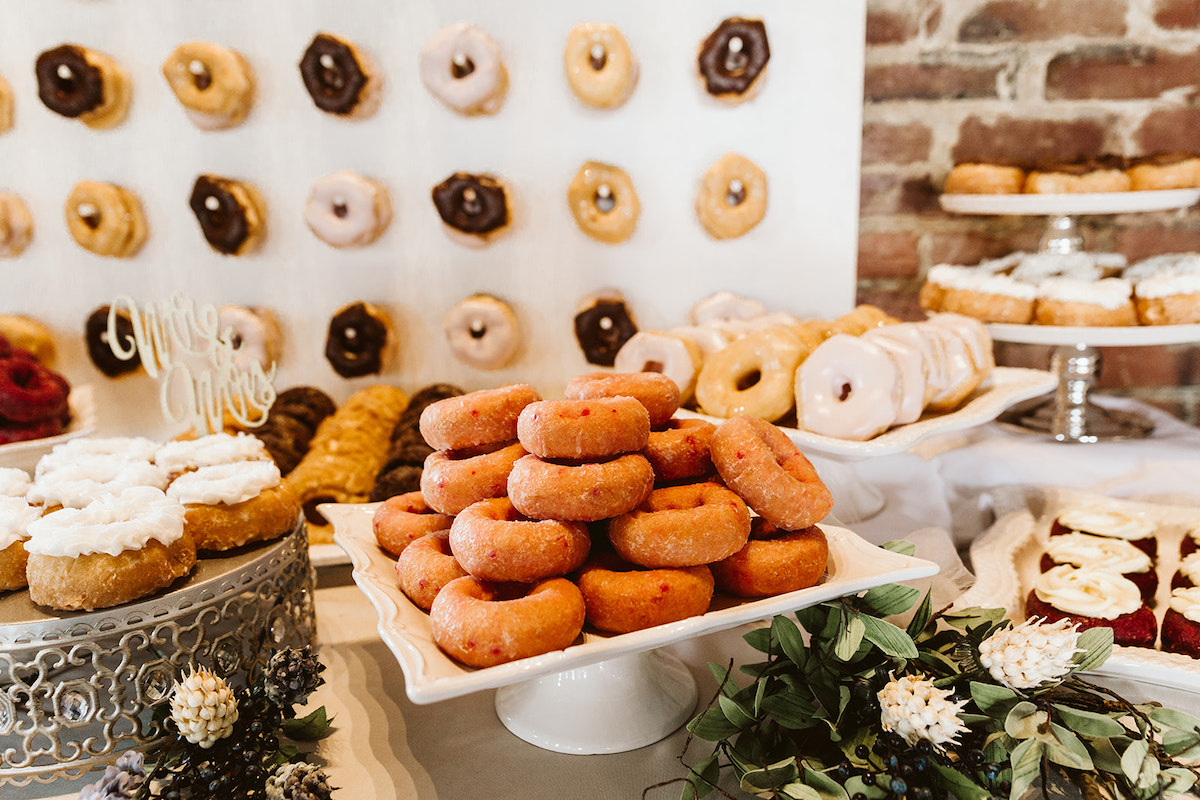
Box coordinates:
[939,188,1200,217]
[987,322,1200,348]
[0,384,97,474]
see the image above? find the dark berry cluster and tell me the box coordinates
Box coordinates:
[828,733,1007,800]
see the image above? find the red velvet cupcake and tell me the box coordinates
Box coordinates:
[1180,525,1200,558]
[1026,565,1157,648]
[1040,532,1157,602]
[1050,505,1157,559]
[1171,552,1200,591]
[1161,587,1200,658]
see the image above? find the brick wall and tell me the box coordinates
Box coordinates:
[857,0,1200,424]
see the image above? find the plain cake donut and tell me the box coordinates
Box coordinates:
[608,482,750,568]
[448,497,590,583]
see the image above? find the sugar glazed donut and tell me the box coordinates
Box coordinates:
[430,576,585,668]
[573,290,638,367]
[577,553,714,634]
[300,32,381,118]
[795,334,901,441]
[711,525,828,597]
[695,327,809,422]
[420,22,508,115]
[420,442,526,516]
[190,174,266,256]
[642,418,716,483]
[612,332,703,405]
[395,530,468,610]
[0,193,34,257]
[35,44,131,129]
[420,383,540,451]
[609,482,750,568]
[324,301,394,378]
[431,172,511,247]
[696,152,767,239]
[305,170,392,248]
[517,397,650,460]
[65,181,148,258]
[563,371,681,429]
[161,41,256,130]
[507,452,654,522]
[567,161,640,244]
[373,490,453,558]
[449,497,590,583]
[697,17,769,103]
[443,294,520,371]
[563,22,638,109]
[710,416,832,531]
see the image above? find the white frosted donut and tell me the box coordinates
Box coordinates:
[866,323,944,400]
[613,331,703,405]
[420,22,507,115]
[304,170,392,248]
[691,290,767,325]
[795,334,900,441]
[563,22,638,109]
[668,324,732,360]
[443,294,520,370]
[862,328,928,425]
[919,323,981,412]
[924,313,994,373]
[218,305,282,370]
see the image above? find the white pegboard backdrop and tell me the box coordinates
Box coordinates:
[0,0,865,437]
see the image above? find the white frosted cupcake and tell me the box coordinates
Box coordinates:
[0,495,39,591]
[166,460,300,551]
[155,432,270,476]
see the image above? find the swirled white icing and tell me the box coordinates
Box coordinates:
[1169,586,1200,623]
[1033,565,1142,620]
[1055,507,1155,541]
[155,432,269,473]
[0,496,39,550]
[1179,552,1200,586]
[166,461,280,506]
[926,265,974,289]
[1044,532,1152,574]
[1134,270,1200,299]
[0,467,31,498]
[1036,277,1133,309]
[954,272,1037,299]
[36,437,161,478]
[28,455,169,509]
[24,486,186,557]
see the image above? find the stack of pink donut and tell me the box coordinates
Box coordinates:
[371,372,834,669]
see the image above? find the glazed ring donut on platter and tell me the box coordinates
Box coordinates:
[608,482,750,568]
[419,442,526,516]
[710,525,829,598]
[299,32,381,117]
[919,324,984,412]
[448,497,590,583]
[943,163,1026,194]
[562,371,681,430]
[576,552,714,634]
[517,397,650,460]
[694,327,810,422]
[563,23,637,109]
[794,334,901,441]
[611,333,702,407]
[0,315,56,367]
[304,170,392,248]
[0,193,34,257]
[0,73,12,133]
[166,461,301,551]
[697,17,770,103]
[420,22,508,115]
[419,383,541,451]
[372,490,453,558]
[189,174,266,255]
[690,290,767,325]
[709,416,833,531]
[431,172,511,247]
[573,290,638,367]
[395,530,468,610]
[507,452,654,522]
[429,576,586,668]
[696,152,767,239]
[85,305,141,378]
[324,301,395,378]
[35,44,131,129]
[567,161,640,244]
[1126,153,1200,191]
[443,294,520,371]
[827,304,898,337]
[1024,158,1132,194]
[860,329,929,426]
[161,41,256,130]
[218,305,282,370]
[65,181,148,258]
[641,418,716,483]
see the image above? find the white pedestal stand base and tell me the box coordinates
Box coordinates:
[494,649,698,754]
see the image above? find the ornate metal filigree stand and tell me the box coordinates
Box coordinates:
[0,522,316,787]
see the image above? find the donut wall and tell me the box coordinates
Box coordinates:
[0,0,866,438]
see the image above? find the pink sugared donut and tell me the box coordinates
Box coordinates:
[448,496,590,582]
[607,482,750,568]
[420,442,526,516]
[516,397,649,460]
[563,371,681,429]
[419,384,541,451]
[794,334,900,441]
[507,453,653,522]
[373,490,453,557]
[395,530,468,610]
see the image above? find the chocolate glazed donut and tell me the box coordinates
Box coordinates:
[190,176,251,255]
[698,18,769,98]
[325,302,390,378]
[85,305,140,378]
[300,34,369,115]
[36,45,105,117]
[574,297,638,367]
[431,173,509,236]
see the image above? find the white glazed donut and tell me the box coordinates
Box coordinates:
[867,323,945,399]
[690,290,767,325]
[667,325,731,360]
[613,331,703,405]
[218,305,282,370]
[862,328,928,425]
[420,22,508,115]
[919,323,981,412]
[443,294,520,370]
[924,313,994,373]
[795,334,900,441]
[304,170,392,248]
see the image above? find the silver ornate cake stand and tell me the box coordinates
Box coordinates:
[0,521,316,788]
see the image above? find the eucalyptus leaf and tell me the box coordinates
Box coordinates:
[1045,722,1093,770]
[739,757,801,793]
[1008,738,1044,800]
[858,583,921,617]
[1071,627,1114,673]
[744,626,773,654]
[761,690,819,730]
[834,611,867,661]
[718,694,757,729]
[860,615,918,658]
[1161,728,1200,758]
[794,605,829,637]
[774,615,811,668]
[804,765,850,800]
[971,681,1020,717]
[1004,701,1047,740]
[1147,705,1200,733]
[906,590,933,638]
[778,781,823,800]
[683,753,720,799]
[880,540,917,556]
[930,763,993,800]
[707,662,736,696]
[1158,766,1198,797]
[688,705,742,741]
[1051,704,1125,738]
[941,606,1007,629]
[1088,735,1131,774]
[1120,737,1150,784]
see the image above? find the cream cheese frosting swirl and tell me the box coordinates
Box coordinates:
[0,495,39,550]
[1179,552,1200,586]
[1044,532,1152,574]
[24,486,186,557]
[1170,586,1200,623]
[1055,506,1154,541]
[1033,564,1141,620]
[167,461,281,506]
[0,467,31,498]
[28,456,169,509]
[36,436,161,478]
[155,432,269,474]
